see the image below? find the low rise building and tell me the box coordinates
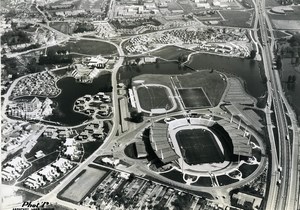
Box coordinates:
[232,192,263,210]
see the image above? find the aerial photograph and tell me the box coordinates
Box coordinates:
[0,0,299,209]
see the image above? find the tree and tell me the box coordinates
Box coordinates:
[276,55,282,70]
[288,34,300,47]
[130,110,144,123]
[249,50,257,59]
[178,53,184,63]
[135,57,141,64]
[288,75,292,83]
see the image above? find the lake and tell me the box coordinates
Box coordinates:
[17,73,112,126]
[186,53,267,99]
[49,73,112,126]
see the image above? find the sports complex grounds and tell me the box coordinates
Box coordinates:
[58,165,109,204]
[176,128,224,165]
[177,88,212,109]
[132,71,226,114]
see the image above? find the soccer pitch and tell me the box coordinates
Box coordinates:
[178,88,212,109]
[136,85,174,112]
[175,129,224,164]
[59,166,107,203]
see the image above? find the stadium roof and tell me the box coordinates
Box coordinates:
[217,120,252,157]
[150,123,179,164]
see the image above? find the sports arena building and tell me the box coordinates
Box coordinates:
[149,117,252,173]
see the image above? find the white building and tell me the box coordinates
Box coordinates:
[64,138,77,147]
[52,158,72,173]
[196,3,211,9]
[86,55,108,68]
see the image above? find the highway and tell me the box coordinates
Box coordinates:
[2,4,299,208]
[254,0,300,209]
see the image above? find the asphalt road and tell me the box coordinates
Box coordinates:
[254,0,300,209]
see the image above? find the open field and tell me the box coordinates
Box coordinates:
[273,30,293,39]
[160,169,186,184]
[59,166,108,203]
[47,40,118,56]
[269,6,300,29]
[49,22,73,35]
[150,46,193,61]
[136,85,174,111]
[175,71,226,106]
[82,141,103,161]
[178,88,211,108]
[217,175,239,186]
[132,71,226,109]
[271,20,300,30]
[218,10,254,28]
[25,137,60,160]
[176,129,224,164]
[239,163,258,178]
[266,0,282,7]
[177,0,194,13]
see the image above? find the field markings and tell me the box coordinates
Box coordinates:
[60,167,107,203]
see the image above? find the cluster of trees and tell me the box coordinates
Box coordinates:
[26,58,45,74]
[278,35,300,60]
[11,43,41,53]
[171,193,193,210]
[73,22,95,33]
[1,29,31,46]
[130,110,144,123]
[177,53,188,64]
[276,55,282,70]
[1,56,45,80]
[4,9,17,18]
[1,56,18,79]
[287,75,296,83]
[288,34,300,45]
[287,34,300,59]
[110,17,161,30]
[242,0,254,8]
[249,50,257,59]
[38,49,72,65]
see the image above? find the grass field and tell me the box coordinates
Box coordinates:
[136,85,173,111]
[47,40,118,56]
[191,176,213,187]
[273,30,292,39]
[178,88,211,108]
[271,20,300,30]
[239,163,258,178]
[49,22,73,35]
[82,141,103,161]
[218,10,254,28]
[25,137,60,160]
[175,71,226,106]
[217,175,239,186]
[150,46,193,61]
[266,0,282,7]
[176,129,224,164]
[59,166,107,203]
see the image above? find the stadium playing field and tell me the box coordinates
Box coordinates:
[60,166,107,203]
[178,88,211,108]
[136,85,173,111]
[176,129,224,164]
